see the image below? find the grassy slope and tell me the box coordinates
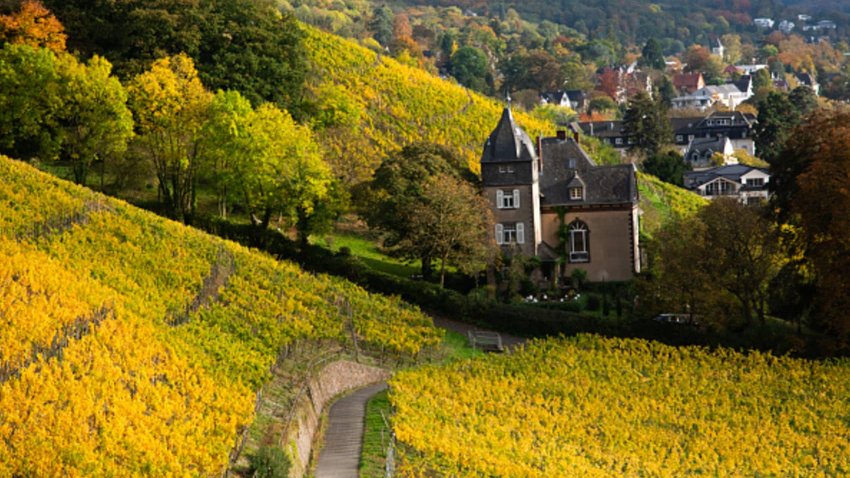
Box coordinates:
[0,157,441,476]
[638,171,707,235]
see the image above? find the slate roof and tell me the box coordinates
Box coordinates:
[538,137,637,206]
[687,136,729,156]
[482,107,538,163]
[578,121,626,139]
[684,164,767,188]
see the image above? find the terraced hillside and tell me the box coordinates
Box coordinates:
[390,335,850,477]
[0,156,441,476]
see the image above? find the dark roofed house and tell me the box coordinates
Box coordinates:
[796,72,820,95]
[577,121,631,150]
[673,111,757,157]
[483,106,640,284]
[685,137,736,167]
[683,164,770,205]
[539,90,589,112]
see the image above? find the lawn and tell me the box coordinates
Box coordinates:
[313,233,420,279]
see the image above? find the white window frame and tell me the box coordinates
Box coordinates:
[568,221,589,263]
[496,222,524,245]
[496,189,520,209]
[569,187,583,200]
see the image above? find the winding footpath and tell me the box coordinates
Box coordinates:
[314,382,387,478]
[313,318,524,477]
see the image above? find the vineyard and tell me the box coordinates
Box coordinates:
[304,25,616,177]
[0,156,442,476]
[303,25,704,230]
[389,335,850,477]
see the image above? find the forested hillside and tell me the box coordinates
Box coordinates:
[0,157,441,475]
[381,0,850,43]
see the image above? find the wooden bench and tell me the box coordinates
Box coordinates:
[467,330,504,353]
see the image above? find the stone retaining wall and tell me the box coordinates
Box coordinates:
[284,360,389,477]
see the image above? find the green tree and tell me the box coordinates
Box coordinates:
[0,44,132,186]
[44,0,307,112]
[360,142,473,279]
[57,54,133,186]
[698,198,779,326]
[622,91,672,158]
[231,103,332,242]
[639,38,665,70]
[402,174,496,287]
[195,0,307,113]
[754,91,794,165]
[368,5,393,47]
[449,46,489,93]
[642,150,690,186]
[0,43,64,161]
[649,199,779,328]
[128,53,212,223]
[198,89,253,219]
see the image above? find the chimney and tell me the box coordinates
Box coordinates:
[537,135,544,171]
[556,130,567,141]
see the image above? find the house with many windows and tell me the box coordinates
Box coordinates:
[482,107,640,283]
[683,165,770,204]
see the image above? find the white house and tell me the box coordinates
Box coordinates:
[683,165,770,204]
[672,84,750,111]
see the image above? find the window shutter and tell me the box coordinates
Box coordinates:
[516,222,525,244]
[496,190,504,209]
[513,189,520,208]
[495,224,504,245]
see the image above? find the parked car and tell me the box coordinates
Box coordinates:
[653,313,701,327]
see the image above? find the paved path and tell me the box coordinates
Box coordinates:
[314,382,387,478]
[431,315,527,350]
[313,318,522,478]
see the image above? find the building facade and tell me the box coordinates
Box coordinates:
[482,108,641,283]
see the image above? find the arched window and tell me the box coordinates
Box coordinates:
[568,220,589,263]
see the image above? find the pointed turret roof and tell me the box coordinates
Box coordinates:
[481,107,537,163]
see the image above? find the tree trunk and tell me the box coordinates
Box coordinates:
[440,254,448,288]
[421,254,432,279]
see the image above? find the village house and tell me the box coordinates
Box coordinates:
[671,83,751,111]
[671,111,757,157]
[539,90,589,112]
[683,165,770,205]
[482,107,640,283]
[673,72,705,94]
[684,137,737,167]
[580,111,757,158]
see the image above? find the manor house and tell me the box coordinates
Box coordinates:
[482,107,641,283]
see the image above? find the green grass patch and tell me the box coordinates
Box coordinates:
[359,389,391,478]
[313,233,419,278]
[439,330,484,362]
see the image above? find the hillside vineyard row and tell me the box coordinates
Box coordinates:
[0,157,441,476]
[390,335,850,477]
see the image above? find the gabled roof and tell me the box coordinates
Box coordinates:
[538,137,636,206]
[482,107,538,163]
[673,72,704,91]
[578,121,626,138]
[684,164,768,188]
